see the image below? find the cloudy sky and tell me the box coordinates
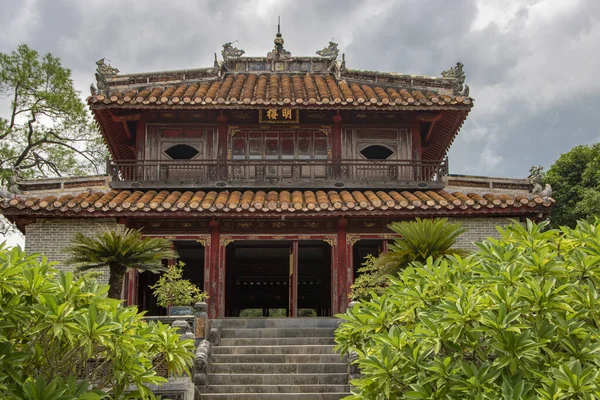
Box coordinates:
[1,0,599,179]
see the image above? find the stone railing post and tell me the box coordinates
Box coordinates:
[193,340,211,387]
[194,302,208,342]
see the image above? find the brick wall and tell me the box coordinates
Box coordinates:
[450,217,518,251]
[24,218,119,284]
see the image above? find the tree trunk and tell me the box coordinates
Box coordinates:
[108,264,126,299]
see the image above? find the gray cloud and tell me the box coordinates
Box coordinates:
[1,0,599,179]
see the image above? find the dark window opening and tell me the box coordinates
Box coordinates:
[164,144,200,160]
[360,145,394,160]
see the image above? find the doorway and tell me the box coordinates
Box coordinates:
[137,240,205,315]
[352,239,387,282]
[224,240,331,317]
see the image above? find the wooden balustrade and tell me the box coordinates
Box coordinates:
[107,158,448,189]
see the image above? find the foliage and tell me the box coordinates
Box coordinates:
[545,143,600,228]
[0,244,195,399]
[350,254,389,301]
[350,218,467,301]
[0,44,106,184]
[65,226,176,299]
[336,219,600,399]
[150,262,208,308]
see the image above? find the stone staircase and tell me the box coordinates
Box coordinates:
[200,318,350,399]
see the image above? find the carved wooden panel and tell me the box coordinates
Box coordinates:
[348,218,397,232]
[129,219,209,233]
[221,219,336,232]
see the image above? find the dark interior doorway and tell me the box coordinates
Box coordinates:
[226,241,289,317]
[353,239,385,282]
[298,241,331,316]
[137,240,205,315]
[225,240,331,317]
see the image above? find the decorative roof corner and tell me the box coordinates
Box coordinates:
[94,58,119,91]
[316,40,340,58]
[441,62,469,96]
[214,53,228,78]
[221,41,245,60]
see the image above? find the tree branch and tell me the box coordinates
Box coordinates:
[0,83,20,141]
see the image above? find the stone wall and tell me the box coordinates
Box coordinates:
[24,218,119,284]
[450,216,518,251]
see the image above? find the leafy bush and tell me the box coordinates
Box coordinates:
[0,245,195,399]
[150,262,208,308]
[350,254,389,301]
[350,218,466,301]
[336,220,600,399]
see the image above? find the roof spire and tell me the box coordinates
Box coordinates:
[268,16,291,60]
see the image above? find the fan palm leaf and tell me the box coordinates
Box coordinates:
[65,226,176,299]
[376,217,467,276]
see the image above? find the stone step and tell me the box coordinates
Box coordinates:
[211,362,347,374]
[220,327,337,338]
[199,393,349,400]
[211,353,345,364]
[216,317,341,329]
[212,344,336,355]
[203,384,350,393]
[209,373,348,386]
[219,337,336,346]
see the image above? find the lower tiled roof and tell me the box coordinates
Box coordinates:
[1,189,553,215]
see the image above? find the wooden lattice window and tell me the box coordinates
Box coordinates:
[230,130,329,160]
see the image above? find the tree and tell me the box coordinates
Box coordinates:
[0,44,106,184]
[350,218,466,301]
[336,220,600,399]
[65,226,177,299]
[0,244,195,399]
[545,144,600,228]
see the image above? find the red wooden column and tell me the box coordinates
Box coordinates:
[126,270,138,306]
[216,115,228,182]
[411,116,422,181]
[135,113,146,160]
[332,114,342,160]
[207,219,221,318]
[336,217,348,314]
[411,116,422,160]
[289,241,299,316]
[216,115,228,160]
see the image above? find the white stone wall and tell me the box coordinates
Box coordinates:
[24,218,119,284]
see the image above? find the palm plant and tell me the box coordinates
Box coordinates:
[376,217,467,275]
[66,226,177,299]
[351,218,467,300]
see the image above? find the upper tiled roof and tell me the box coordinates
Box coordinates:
[89,39,472,110]
[89,72,472,109]
[1,189,552,216]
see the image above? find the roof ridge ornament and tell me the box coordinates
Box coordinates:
[267,17,291,60]
[316,39,340,58]
[94,58,119,92]
[441,62,469,96]
[221,41,245,60]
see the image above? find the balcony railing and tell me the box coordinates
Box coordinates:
[107,158,448,189]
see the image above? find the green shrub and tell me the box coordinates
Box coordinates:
[350,218,466,301]
[0,245,195,399]
[150,262,208,308]
[336,220,600,399]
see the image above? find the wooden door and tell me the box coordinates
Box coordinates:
[289,241,298,317]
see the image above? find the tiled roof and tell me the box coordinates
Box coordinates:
[89,73,472,108]
[1,189,552,215]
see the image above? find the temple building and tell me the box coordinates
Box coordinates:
[0,34,552,319]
